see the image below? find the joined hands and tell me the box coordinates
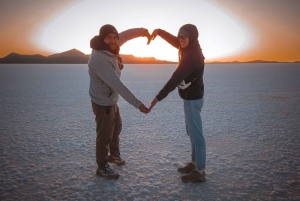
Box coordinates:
[142,29,151,45]
[139,97,158,114]
[139,29,160,114]
[148,29,159,45]
[143,29,159,45]
[139,103,150,114]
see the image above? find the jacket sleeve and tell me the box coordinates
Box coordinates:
[96,60,142,109]
[157,29,180,49]
[156,54,196,101]
[119,28,147,46]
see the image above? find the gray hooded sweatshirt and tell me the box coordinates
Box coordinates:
[88,28,146,109]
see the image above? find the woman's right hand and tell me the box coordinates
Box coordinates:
[149,97,158,111]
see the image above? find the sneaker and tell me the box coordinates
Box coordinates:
[177,163,195,173]
[108,154,125,166]
[181,169,206,183]
[96,164,119,179]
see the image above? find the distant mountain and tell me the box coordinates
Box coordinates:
[46,49,88,64]
[207,60,293,64]
[0,53,47,64]
[0,49,176,64]
[47,49,86,58]
[0,49,298,64]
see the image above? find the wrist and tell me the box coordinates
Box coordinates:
[157,29,161,35]
[142,29,147,36]
[137,101,142,109]
[156,95,162,102]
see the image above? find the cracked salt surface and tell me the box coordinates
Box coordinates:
[0,63,300,201]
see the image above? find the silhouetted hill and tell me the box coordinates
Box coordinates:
[0,53,47,63]
[48,49,85,58]
[0,49,176,64]
[118,54,176,64]
[0,49,298,64]
[207,60,299,64]
[46,49,88,64]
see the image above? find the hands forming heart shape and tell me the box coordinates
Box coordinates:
[135,29,161,114]
[143,29,159,45]
[91,25,207,182]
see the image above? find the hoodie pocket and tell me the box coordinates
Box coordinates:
[109,89,116,98]
[99,85,113,98]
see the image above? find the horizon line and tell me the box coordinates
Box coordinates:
[1,49,299,63]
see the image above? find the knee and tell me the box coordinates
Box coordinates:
[191,134,206,145]
[96,132,113,144]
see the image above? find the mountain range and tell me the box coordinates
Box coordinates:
[0,49,298,64]
[0,49,176,64]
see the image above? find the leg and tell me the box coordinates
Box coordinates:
[184,99,206,170]
[109,104,122,157]
[91,101,115,169]
[191,144,196,163]
[184,100,196,163]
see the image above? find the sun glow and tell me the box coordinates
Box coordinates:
[34,0,255,61]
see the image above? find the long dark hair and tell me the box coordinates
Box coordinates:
[178,40,205,66]
[178,46,184,64]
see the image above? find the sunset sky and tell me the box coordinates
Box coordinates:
[0,0,299,62]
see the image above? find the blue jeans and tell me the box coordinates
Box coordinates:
[184,98,206,170]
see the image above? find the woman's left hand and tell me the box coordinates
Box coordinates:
[149,29,159,42]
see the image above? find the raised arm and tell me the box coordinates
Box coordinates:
[150,29,180,49]
[119,28,150,46]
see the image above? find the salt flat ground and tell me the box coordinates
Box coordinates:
[0,63,300,201]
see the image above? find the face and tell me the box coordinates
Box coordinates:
[104,33,119,50]
[178,34,189,48]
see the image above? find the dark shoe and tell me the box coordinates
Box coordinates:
[108,154,125,166]
[96,164,119,179]
[177,163,195,173]
[181,169,206,183]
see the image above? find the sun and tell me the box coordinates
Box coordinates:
[33,0,254,62]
